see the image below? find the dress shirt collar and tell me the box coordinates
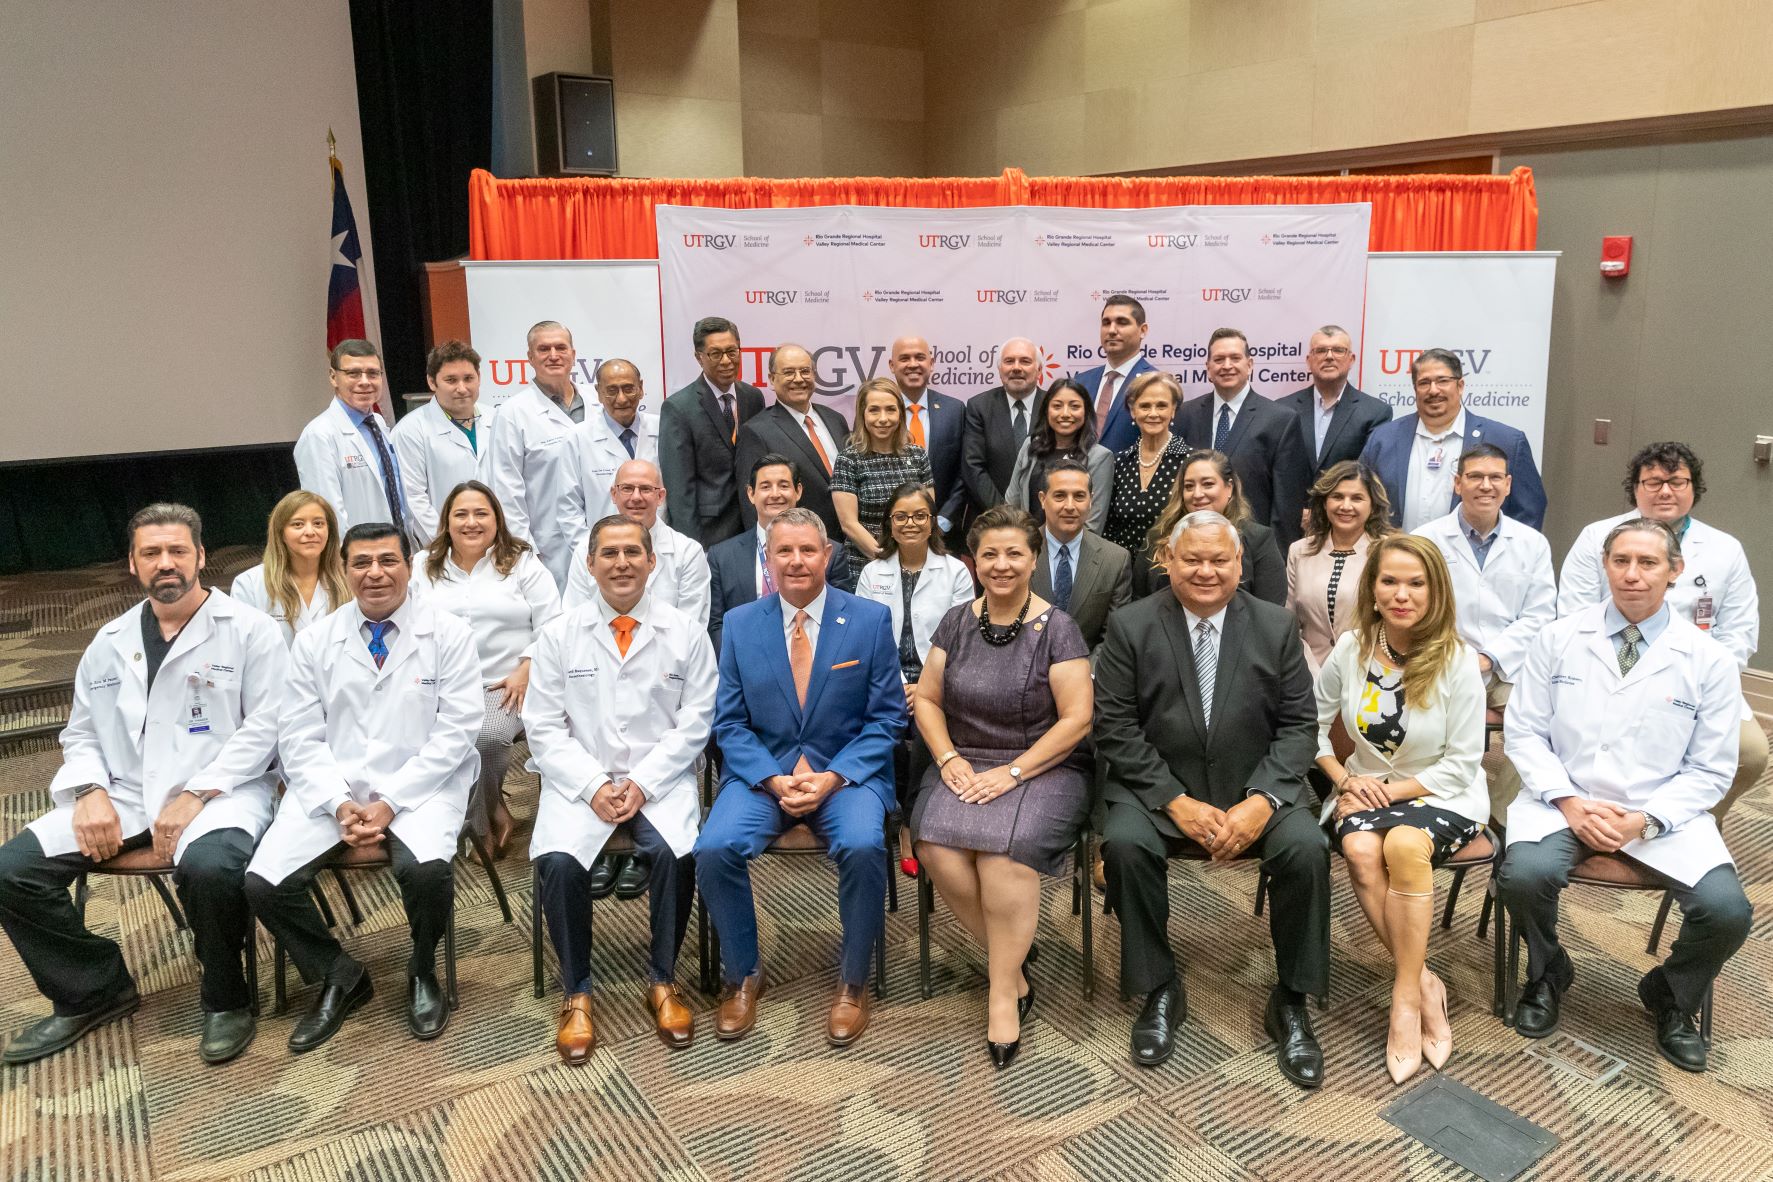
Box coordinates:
[1314,382,1348,411]
[353,593,413,636]
[1044,528,1082,568]
[594,591,651,628]
[1458,508,1502,545]
[1182,602,1230,637]
[335,397,374,426]
[603,411,635,439]
[1604,601,1670,650]
[1215,385,1252,417]
[1416,408,1466,442]
[781,587,828,635]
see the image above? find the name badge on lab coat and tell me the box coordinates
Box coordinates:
[186,674,211,734]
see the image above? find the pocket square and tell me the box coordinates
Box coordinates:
[830,659,860,670]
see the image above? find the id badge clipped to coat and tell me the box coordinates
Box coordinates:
[1692,575,1715,631]
[186,673,212,734]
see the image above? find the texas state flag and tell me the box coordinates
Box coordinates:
[327,154,366,348]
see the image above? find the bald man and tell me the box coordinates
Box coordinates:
[887,335,967,545]
[960,337,1044,532]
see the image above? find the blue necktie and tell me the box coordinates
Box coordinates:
[619,427,637,458]
[367,620,392,669]
[1053,544,1073,612]
[361,412,405,525]
[1213,403,1232,452]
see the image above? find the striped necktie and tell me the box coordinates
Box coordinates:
[1194,619,1217,728]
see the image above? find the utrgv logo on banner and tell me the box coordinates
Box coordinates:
[1378,348,1493,375]
[745,289,799,305]
[919,234,970,249]
[1147,234,1199,250]
[976,289,1028,304]
[1201,287,1253,303]
[681,233,737,249]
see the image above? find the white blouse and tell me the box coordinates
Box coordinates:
[410,548,562,686]
[228,563,334,646]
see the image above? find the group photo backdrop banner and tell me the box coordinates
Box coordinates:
[461,260,664,412]
[654,203,1372,409]
[1361,252,1558,460]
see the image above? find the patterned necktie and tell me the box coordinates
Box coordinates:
[1012,400,1028,442]
[366,620,392,670]
[759,543,776,594]
[1096,371,1118,425]
[619,427,636,458]
[1214,403,1233,453]
[611,614,637,657]
[907,402,926,447]
[361,413,405,525]
[804,414,833,475]
[790,609,813,706]
[1618,623,1643,676]
[1052,543,1073,612]
[721,393,736,444]
[1194,619,1217,729]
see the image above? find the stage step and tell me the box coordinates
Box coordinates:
[0,680,73,750]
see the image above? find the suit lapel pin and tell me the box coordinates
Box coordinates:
[836,616,846,625]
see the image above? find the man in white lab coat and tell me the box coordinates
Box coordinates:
[393,339,486,547]
[293,339,411,536]
[574,358,661,525]
[526,515,717,1062]
[244,522,483,1052]
[1497,517,1752,1072]
[0,504,286,1066]
[480,320,590,590]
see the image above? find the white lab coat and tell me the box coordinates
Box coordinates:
[33,591,287,863]
[391,399,483,547]
[409,548,562,686]
[1504,604,1739,886]
[573,410,661,526]
[1414,511,1557,684]
[564,519,711,626]
[1312,631,1490,828]
[247,597,483,885]
[1558,512,1758,669]
[480,383,588,591]
[293,399,408,537]
[229,564,335,647]
[524,595,717,867]
[853,552,976,675]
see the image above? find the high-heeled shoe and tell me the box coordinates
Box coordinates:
[1386,1002,1423,1085]
[988,1038,1020,1069]
[1421,971,1452,1070]
[1018,949,1038,1020]
[899,857,920,877]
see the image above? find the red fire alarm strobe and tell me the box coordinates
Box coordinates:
[1601,235,1632,277]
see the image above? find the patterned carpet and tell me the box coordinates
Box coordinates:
[1,554,1771,1181]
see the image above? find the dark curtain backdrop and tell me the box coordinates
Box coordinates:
[349,0,494,402]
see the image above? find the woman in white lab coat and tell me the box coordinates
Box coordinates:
[853,483,975,871]
[411,480,562,852]
[1313,534,1488,1085]
[229,490,350,645]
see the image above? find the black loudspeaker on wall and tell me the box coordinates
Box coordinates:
[534,73,617,176]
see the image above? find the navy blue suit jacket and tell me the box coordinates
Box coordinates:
[909,390,967,529]
[1071,356,1156,453]
[1359,410,1547,530]
[706,529,851,651]
[713,588,905,810]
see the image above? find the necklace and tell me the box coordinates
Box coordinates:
[978,593,1032,647]
[1379,629,1409,665]
[1138,433,1172,469]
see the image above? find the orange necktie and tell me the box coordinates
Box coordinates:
[907,402,925,447]
[804,414,832,475]
[790,609,814,775]
[611,614,637,657]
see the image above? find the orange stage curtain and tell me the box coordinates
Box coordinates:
[468,166,1536,260]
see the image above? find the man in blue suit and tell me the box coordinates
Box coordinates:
[1071,294,1157,454]
[889,335,967,544]
[696,507,904,1048]
[1359,347,1547,531]
[706,453,851,650]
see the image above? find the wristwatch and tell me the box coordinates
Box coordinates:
[1008,766,1024,785]
[73,783,106,800]
[1641,814,1662,841]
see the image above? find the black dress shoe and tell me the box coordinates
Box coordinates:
[289,969,373,1053]
[1513,953,1574,1039]
[1263,988,1325,1089]
[588,854,620,900]
[408,972,450,1041]
[2,986,140,1065]
[199,1008,256,1064]
[1018,976,1036,1022]
[988,1038,1020,1069]
[1639,970,1707,1072]
[1130,981,1185,1067]
[613,854,650,900]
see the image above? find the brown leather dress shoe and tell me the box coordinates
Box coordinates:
[648,983,695,1050]
[556,993,596,1065]
[827,983,871,1048]
[714,972,764,1041]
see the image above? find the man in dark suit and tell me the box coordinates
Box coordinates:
[1071,295,1156,453]
[1359,347,1547,531]
[888,335,966,540]
[1030,459,1130,650]
[1175,328,1313,549]
[1095,509,1328,1087]
[960,336,1042,526]
[708,453,852,650]
[1278,324,1393,478]
[734,344,850,538]
[659,316,766,549]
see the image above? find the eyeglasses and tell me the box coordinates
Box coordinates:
[1308,346,1351,358]
[890,510,931,525]
[699,347,741,360]
[773,367,814,379]
[1413,376,1459,391]
[336,367,383,381]
[1460,474,1508,486]
[613,483,661,497]
[1637,477,1692,492]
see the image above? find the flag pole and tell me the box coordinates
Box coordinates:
[327,126,338,162]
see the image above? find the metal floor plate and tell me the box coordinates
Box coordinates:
[1382,1076,1559,1182]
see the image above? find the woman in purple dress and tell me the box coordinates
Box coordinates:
[911,506,1094,1068]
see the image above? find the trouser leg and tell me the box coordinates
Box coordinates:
[1494,828,1586,984]
[810,788,888,987]
[245,843,351,985]
[387,833,452,978]
[535,852,593,995]
[632,814,693,984]
[1101,801,1175,996]
[1660,863,1753,1014]
[693,785,785,985]
[0,828,143,1014]
[173,827,255,1012]
[1257,807,1332,998]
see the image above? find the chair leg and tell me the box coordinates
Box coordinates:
[1441,868,1467,932]
[885,843,899,914]
[1477,885,1495,940]
[1647,891,1675,956]
[311,882,338,930]
[148,874,190,931]
[244,923,260,1018]
[530,876,545,1000]
[1253,867,1268,917]
[274,937,288,1016]
[1080,834,1095,998]
[469,832,514,924]
[696,897,714,997]
[917,870,933,1000]
[1700,981,1714,1047]
[74,873,90,925]
[332,870,364,927]
[874,898,887,999]
[445,906,459,1010]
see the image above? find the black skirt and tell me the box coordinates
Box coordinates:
[1332,799,1481,866]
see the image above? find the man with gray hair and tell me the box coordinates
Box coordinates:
[1278,324,1392,478]
[1497,517,1750,1072]
[1095,509,1328,1086]
[961,336,1045,527]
